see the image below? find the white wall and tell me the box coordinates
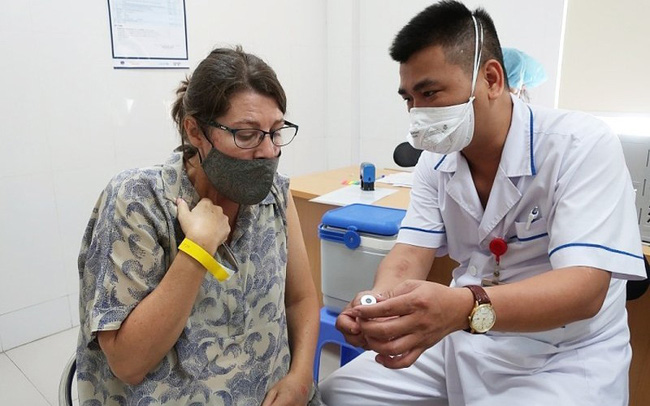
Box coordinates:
[0,0,327,351]
[325,0,360,170]
[559,0,650,114]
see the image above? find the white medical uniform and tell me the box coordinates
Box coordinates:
[320,95,646,406]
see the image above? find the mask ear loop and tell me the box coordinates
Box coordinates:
[197,121,217,164]
[469,15,484,98]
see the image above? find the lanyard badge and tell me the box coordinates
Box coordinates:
[483,237,508,286]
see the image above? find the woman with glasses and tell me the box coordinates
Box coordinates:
[76,47,322,405]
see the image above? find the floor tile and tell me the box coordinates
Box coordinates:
[6,326,79,405]
[0,353,50,406]
[0,297,72,350]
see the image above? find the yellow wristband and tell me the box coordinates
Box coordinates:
[178,238,233,282]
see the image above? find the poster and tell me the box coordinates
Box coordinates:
[108,0,189,69]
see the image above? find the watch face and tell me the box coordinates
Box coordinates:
[471,304,496,333]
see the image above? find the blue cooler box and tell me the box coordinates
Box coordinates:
[319,204,406,312]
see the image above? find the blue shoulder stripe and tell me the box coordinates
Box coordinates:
[400,226,445,234]
[549,242,643,260]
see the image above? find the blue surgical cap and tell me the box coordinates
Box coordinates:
[502,47,547,90]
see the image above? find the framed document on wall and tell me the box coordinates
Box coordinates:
[107,0,189,69]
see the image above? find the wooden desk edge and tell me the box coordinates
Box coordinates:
[290,166,408,201]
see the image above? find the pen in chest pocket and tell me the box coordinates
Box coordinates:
[525,206,541,230]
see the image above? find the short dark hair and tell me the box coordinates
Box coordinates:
[171,46,287,159]
[390,1,506,84]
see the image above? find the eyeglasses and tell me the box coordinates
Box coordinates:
[204,119,299,149]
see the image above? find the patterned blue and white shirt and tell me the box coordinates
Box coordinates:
[77,151,299,405]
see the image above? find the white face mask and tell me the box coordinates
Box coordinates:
[408,97,476,154]
[407,16,483,154]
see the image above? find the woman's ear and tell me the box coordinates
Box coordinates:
[483,59,506,100]
[183,116,204,148]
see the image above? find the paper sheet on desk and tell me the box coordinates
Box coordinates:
[310,185,398,206]
[376,172,414,188]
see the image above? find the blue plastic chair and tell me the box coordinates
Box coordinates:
[314,307,365,381]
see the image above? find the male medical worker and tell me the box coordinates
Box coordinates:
[320,1,646,405]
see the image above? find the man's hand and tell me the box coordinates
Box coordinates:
[351,280,473,369]
[335,290,386,348]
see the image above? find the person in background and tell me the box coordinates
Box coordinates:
[321,1,645,405]
[502,47,547,102]
[77,46,322,405]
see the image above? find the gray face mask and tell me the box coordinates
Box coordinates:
[200,146,279,205]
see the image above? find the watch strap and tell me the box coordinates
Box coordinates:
[465,285,494,334]
[466,285,491,305]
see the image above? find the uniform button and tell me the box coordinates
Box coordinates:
[468,265,478,276]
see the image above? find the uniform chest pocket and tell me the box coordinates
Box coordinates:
[514,218,548,242]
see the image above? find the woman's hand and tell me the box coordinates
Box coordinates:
[261,372,312,406]
[176,197,230,255]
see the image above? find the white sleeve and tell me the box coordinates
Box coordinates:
[547,121,645,280]
[397,152,448,255]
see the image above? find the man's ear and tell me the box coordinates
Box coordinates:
[183,116,204,148]
[483,59,506,100]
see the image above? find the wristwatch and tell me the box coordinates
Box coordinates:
[465,285,496,334]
